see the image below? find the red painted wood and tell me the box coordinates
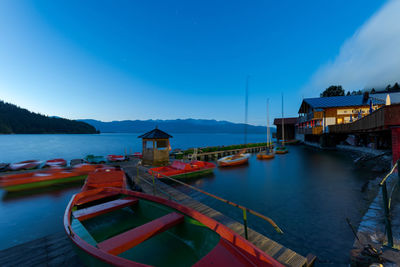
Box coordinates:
[65,188,284,266]
[97,212,184,255]
[75,191,120,206]
[73,197,138,221]
[194,238,270,267]
[392,127,400,164]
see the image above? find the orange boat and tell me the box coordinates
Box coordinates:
[257,152,275,160]
[0,164,105,192]
[64,178,284,267]
[45,158,67,168]
[217,149,250,167]
[107,155,125,162]
[149,160,215,179]
[8,160,41,171]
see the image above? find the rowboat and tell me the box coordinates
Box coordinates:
[45,158,67,168]
[64,181,284,266]
[107,155,126,162]
[8,160,41,171]
[282,139,300,145]
[85,155,107,164]
[257,99,275,160]
[275,147,288,154]
[218,153,250,167]
[149,160,215,179]
[0,163,9,172]
[133,152,142,158]
[0,164,105,192]
[0,169,86,192]
[257,151,275,160]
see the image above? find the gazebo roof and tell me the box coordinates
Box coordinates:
[138,128,173,139]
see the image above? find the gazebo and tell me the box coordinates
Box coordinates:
[138,128,172,166]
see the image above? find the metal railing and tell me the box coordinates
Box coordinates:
[379,159,399,248]
[136,164,283,240]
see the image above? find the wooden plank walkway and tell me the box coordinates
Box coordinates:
[124,164,312,267]
[0,231,83,267]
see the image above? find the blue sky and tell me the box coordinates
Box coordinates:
[0,0,391,125]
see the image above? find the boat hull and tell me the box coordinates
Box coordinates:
[2,175,87,192]
[275,149,288,154]
[217,153,250,167]
[64,188,283,267]
[257,153,275,160]
[149,161,216,179]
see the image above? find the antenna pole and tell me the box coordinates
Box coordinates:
[244,76,249,145]
[282,93,285,145]
[267,99,270,147]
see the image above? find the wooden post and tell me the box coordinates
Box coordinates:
[381,182,393,247]
[242,208,248,240]
[152,172,156,196]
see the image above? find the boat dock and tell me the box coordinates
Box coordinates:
[122,161,316,267]
[0,159,315,267]
[183,144,269,161]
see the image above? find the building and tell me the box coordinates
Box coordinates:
[138,128,172,166]
[273,117,297,141]
[297,93,387,138]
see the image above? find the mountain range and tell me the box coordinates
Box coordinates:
[79,119,275,134]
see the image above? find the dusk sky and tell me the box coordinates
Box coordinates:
[1,0,398,125]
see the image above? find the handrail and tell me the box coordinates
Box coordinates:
[140,165,283,236]
[379,161,398,186]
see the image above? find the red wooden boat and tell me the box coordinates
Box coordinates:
[64,180,284,266]
[149,160,216,179]
[8,160,41,171]
[133,152,142,158]
[45,158,67,167]
[107,155,126,162]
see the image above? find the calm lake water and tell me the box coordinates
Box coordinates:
[0,133,377,266]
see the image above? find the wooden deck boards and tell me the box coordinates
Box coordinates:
[127,165,310,267]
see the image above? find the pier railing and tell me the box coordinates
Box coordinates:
[379,159,399,248]
[136,164,283,240]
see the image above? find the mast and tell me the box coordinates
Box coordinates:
[281,93,285,146]
[244,76,249,145]
[266,99,270,147]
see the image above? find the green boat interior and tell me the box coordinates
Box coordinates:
[71,195,221,266]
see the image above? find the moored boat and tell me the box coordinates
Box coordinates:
[0,169,87,192]
[217,152,250,167]
[8,160,41,171]
[282,139,300,145]
[45,158,67,168]
[257,99,275,160]
[85,155,107,164]
[107,155,126,162]
[0,163,9,172]
[0,164,106,192]
[257,151,275,159]
[133,152,142,158]
[149,160,215,179]
[64,187,284,267]
[275,146,288,154]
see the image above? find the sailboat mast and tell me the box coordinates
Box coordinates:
[244,76,249,145]
[266,99,270,147]
[281,93,285,145]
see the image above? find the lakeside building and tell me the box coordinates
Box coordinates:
[273,117,297,141]
[296,92,400,141]
[138,128,172,166]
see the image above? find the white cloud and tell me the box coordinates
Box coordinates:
[305,0,400,95]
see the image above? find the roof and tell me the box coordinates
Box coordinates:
[138,128,173,139]
[371,92,400,104]
[298,94,385,113]
[274,117,298,125]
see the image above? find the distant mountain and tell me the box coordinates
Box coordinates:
[0,100,98,134]
[79,119,276,134]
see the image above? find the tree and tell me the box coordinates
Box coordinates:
[320,85,345,97]
[371,88,376,94]
[346,91,351,96]
[392,82,400,91]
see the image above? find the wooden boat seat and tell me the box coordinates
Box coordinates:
[97,212,184,255]
[73,197,138,221]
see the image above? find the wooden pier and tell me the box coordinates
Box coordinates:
[185,145,269,161]
[0,159,315,267]
[122,162,315,267]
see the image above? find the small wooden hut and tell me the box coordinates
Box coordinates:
[138,128,172,166]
